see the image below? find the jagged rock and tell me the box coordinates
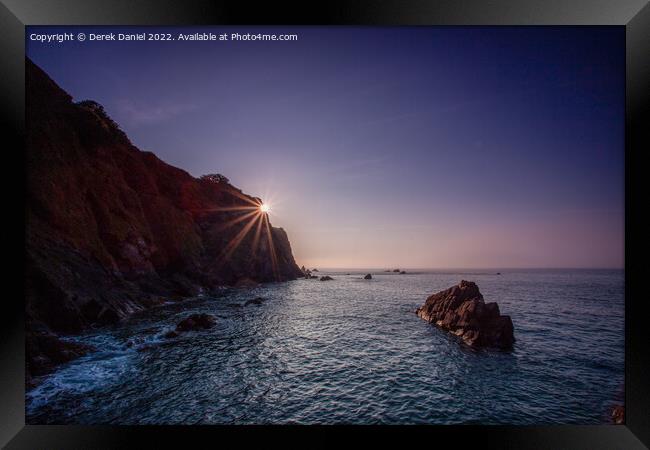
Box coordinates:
[26,329,94,377]
[244,297,265,306]
[320,276,334,281]
[175,313,216,332]
[416,280,514,349]
[364,274,372,279]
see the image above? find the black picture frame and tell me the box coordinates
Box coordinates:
[1,1,648,448]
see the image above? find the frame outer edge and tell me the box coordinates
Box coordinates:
[626,1,650,446]
[0,0,26,447]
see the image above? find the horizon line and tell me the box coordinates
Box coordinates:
[301,266,625,271]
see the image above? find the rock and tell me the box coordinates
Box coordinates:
[416,280,515,349]
[244,297,265,306]
[364,274,372,279]
[393,269,400,272]
[612,405,625,424]
[312,268,319,272]
[300,266,312,279]
[26,330,94,379]
[320,276,334,281]
[175,313,216,332]
[234,278,259,289]
[400,271,406,274]
[496,272,501,275]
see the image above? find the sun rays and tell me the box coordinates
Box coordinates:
[209,195,281,280]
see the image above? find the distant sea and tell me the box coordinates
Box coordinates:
[26,269,625,424]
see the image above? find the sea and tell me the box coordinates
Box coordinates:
[26,269,625,425]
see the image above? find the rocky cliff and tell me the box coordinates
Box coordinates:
[25,58,303,380]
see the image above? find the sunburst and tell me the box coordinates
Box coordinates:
[209,195,281,280]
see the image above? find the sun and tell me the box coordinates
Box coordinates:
[260,203,271,213]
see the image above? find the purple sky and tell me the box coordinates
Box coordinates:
[27,26,625,269]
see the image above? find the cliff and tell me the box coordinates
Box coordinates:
[25,59,303,379]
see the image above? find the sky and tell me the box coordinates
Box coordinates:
[27,26,625,269]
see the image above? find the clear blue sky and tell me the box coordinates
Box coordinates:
[27,26,625,269]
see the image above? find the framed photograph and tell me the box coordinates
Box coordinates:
[1,0,648,447]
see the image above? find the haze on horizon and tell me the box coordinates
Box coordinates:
[27,26,625,270]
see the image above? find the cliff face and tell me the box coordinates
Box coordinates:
[26,59,302,374]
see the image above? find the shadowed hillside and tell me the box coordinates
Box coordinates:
[25,59,302,381]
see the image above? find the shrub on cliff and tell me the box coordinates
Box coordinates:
[200,173,230,184]
[76,99,128,142]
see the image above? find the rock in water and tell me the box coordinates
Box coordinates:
[611,405,625,424]
[175,313,216,332]
[416,280,514,349]
[364,274,372,279]
[320,276,334,281]
[244,297,265,306]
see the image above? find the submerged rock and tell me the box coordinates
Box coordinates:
[416,280,514,349]
[400,271,406,274]
[244,297,265,306]
[364,274,372,280]
[175,313,216,332]
[320,276,334,281]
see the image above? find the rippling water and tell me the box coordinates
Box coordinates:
[26,269,625,424]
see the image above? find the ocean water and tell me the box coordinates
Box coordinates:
[26,269,625,425]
